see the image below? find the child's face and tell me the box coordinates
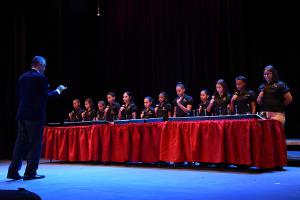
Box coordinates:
[73,100,80,109]
[144,98,152,109]
[107,95,115,104]
[176,86,185,97]
[158,94,165,103]
[264,70,273,83]
[200,91,208,102]
[85,101,91,110]
[123,93,130,104]
[98,103,105,111]
[235,80,246,91]
[216,84,224,95]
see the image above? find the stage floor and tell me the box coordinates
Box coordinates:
[1,160,300,200]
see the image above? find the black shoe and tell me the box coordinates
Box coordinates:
[274,166,285,171]
[7,172,22,180]
[23,174,45,180]
[237,164,250,170]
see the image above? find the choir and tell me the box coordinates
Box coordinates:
[67,65,293,125]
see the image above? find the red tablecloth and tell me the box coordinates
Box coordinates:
[42,119,287,168]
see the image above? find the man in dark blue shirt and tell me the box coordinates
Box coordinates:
[7,56,67,180]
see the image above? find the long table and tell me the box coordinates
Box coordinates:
[42,119,287,169]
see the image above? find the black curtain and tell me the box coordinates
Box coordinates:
[1,0,299,159]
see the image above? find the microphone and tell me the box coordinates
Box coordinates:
[120,105,125,112]
[105,105,110,113]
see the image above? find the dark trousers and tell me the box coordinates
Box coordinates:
[8,120,44,176]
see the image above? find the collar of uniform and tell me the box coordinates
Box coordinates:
[201,100,209,105]
[217,93,227,99]
[178,94,188,100]
[266,80,278,85]
[31,68,41,73]
[126,103,134,108]
[145,107,153,112]
[109,102,117,106]
[159,101,167,106]
[237,89,248,96]
[74,107,81,112]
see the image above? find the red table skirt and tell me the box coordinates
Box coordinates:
[42,119,287,168]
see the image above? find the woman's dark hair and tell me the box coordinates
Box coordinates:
[264,65,279,82]
[97,100,105,107]
[73,98,81,104]
[107,92,116,97]
[235,76,247,83]
[124,91,132,98]
[176,82,185,89]
[159,92,169,102]
[214,79,228,97]
[85,98,94,108]
[200,89,210,96]
[123,91,134,104]
[235,76,249,90]
[144,96,153,103]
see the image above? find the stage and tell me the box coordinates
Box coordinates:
[1,160,300,200]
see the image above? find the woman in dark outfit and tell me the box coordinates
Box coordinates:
[82,98,97,121]
[155,92,172,120]
[207,79,231,115]
[104,92,121,122]
[141,96,156,119]
[230,76,257,114]
[257,65,293,125]
[95,100,105,120]
[118,91,137,120]
[173,82,193,117]
[198,89,212,116]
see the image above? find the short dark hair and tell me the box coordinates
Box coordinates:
[73,98,80,103]
[159,92,169,102]
[176,82,185,89]
[85,98,94,107]
[124,91,132,98]
[144,96,153,103]
[98,100,105,106]
[200,89,210,96]
[214,79,228,96]
[235,76,247,83]
[107,92,116,97]
[31,56,46,67]
[216,79,227,89]
[264,65,279,82]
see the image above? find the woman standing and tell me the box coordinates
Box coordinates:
[173,82,193,117]
[118,91,137,120]
[207,79,231,115]
[257,65,292,124]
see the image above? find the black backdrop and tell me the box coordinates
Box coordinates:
[1,0,299,159]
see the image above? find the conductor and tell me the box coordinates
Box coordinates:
[7,56,67,180]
